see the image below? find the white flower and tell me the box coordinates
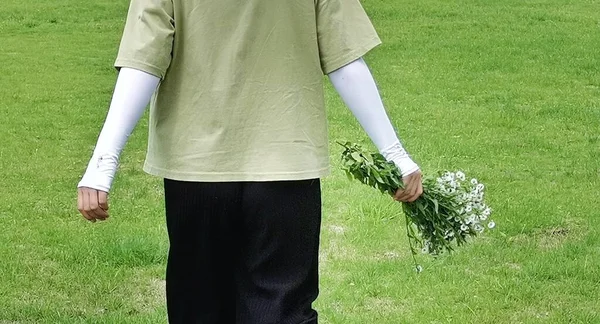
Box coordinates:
[421,247,428,254]
[474,224,484,233]
[456,171,465,181]
[483,208,491,217]
[442,172,455,182]
[416,265,423,273]
[460,224,469,231]
[476,183,485,192]
[466,215,477,224]
[479,214,488,221]
[488,221,496,229]
[465,205,473,213]
[442,172,454,182]
[471,178,478,185]
[471,193,483,203]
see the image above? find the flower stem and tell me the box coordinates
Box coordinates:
[404,209,420,273]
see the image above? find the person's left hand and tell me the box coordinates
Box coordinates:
[393,170,423,203]
[77,187,110,222]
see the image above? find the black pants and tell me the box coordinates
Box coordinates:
[163,179,322,324]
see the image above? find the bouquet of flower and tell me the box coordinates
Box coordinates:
[338,142,495,271]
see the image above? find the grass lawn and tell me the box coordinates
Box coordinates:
[1,0,599,322]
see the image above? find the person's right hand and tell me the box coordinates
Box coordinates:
[77,187,109,222]
[393,170,423,203]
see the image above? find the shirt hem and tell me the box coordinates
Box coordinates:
[322,37,383,75]
[114,59,166,79]
[143,163,332,182]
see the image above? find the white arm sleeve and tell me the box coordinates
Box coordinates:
[78,68,160,192]
[328,58,420,177]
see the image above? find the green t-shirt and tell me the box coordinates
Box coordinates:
[115,0,381,182]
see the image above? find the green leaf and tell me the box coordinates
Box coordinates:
[345,170,354,181]
[372,169,384,183]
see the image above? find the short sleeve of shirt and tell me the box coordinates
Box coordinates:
[316,0,382,74]
[114,0,175,78]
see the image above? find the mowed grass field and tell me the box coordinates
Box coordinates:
[1,0,599,323]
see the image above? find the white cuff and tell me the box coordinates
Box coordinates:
[381,141,420,177]
[78,153,119,192]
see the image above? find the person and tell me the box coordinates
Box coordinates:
[77,0,424,322]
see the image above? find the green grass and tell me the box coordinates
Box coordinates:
[1,0,599,322]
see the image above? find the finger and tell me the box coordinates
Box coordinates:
[397,178,414,202]
[404,190,416,202]
[80,189,95,222]
[407,178,419,200]
[395,189,410,202]
[393,188,403,200]
[409,187,423,202]
[407,191,419,202]
[98,191,109,212]
[85,189,100,220]
[77,189,83,212]
[408,176,424,203]
[98,191,110,220]
[78,189,93,221]
[86,190,108,221]
[394,188,405,200]
[403,172,421,201]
